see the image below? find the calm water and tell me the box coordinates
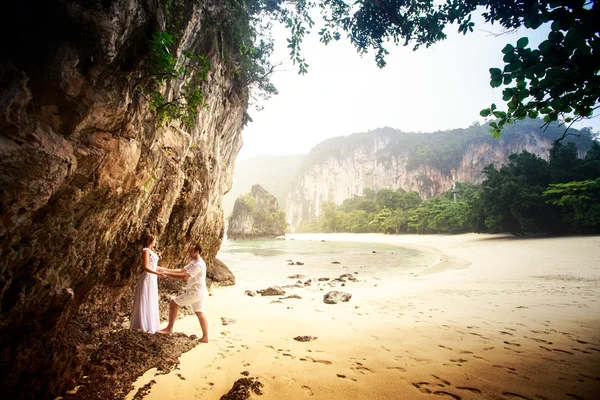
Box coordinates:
[217,233,437,288]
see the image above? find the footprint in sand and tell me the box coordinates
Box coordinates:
[492,364,516,372]
[350,361,373,374]
[501,392,533,399]
[456,386,482,394]
[431,375,451,385]
[552,348,574,355]
[504,341,521,347]
[386,366,406,372]
[301,385,314,396]
[500,331,514,336]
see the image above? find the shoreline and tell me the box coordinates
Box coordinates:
[126,233,600,399]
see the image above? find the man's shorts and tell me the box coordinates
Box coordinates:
[173,290,207,313]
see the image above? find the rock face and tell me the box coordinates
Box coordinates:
[208,258,236,288]
[323,291,352,304]
[285,125,591,231]
[227,184,286,239]
[0,1,247,398]
[257,286,285,296]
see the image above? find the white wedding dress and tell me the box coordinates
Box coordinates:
[130,248,161,333]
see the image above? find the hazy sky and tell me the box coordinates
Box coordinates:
[237,13,600,160]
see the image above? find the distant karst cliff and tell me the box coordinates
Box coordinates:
[227,184,287,239]
[284,121,593,231]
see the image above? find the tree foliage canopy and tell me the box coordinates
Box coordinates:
[240,0,599,135]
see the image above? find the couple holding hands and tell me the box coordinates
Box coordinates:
[130,234,209,342]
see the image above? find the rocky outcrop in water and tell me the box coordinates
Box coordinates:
[0,1,245,398]
[227,184,287,239]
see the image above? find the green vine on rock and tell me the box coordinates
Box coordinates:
[135,30,211,129]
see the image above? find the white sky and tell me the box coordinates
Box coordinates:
[237,13,600,160]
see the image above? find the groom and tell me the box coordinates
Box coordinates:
[157,243,209,342]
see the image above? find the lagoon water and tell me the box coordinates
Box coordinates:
[217,234,438,289]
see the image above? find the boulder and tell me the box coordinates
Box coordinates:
[221,317,236,325]
[258,286,285,296]
[323,291,352,304]
[207,258,236,287]
[294,336,317,342]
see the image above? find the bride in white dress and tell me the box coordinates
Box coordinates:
[130,234,161,333]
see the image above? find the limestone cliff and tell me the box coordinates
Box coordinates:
[0,0,246,398]
[227,184,287,239]
[285,123,593,231]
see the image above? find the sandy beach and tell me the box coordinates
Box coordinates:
[126,233,600,400]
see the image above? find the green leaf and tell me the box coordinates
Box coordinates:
[480,109,491,117]
[517,37,529,49]
[490,78,502,88]
[502,44,515,54]
[489,68,502,77]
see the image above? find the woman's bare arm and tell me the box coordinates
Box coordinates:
[141,250,161,275]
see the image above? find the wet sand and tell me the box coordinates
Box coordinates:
[126,233,600,400]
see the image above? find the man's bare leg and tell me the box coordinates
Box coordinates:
[157,299,179,334]
[196,311,208,342]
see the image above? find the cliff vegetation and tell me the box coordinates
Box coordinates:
[298,140,600,235]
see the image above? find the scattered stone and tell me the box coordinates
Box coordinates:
[318,277,330,281]
[321,240,326,242]
[340,274,353,279]
[303,279,312,286]
[296,280,302,284]
[280,294,302,300]
[220,377,263,400]
[244,290,256,297]
[287,307,293,309]
[270,300,283,304]
[341,283,346,287]
[354,272,358,274]
[336,374,346,378]
[331,261,341,264]
[294,336,317,342]
[282,284,303,289]
[221,317,236,326]
[372,251,376,253]
[288,274,307,279]
[241,371,250,376]
[257,286,285,296]
[288,261,304,265]
[323,291,352,304]
[176,373,186,380]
